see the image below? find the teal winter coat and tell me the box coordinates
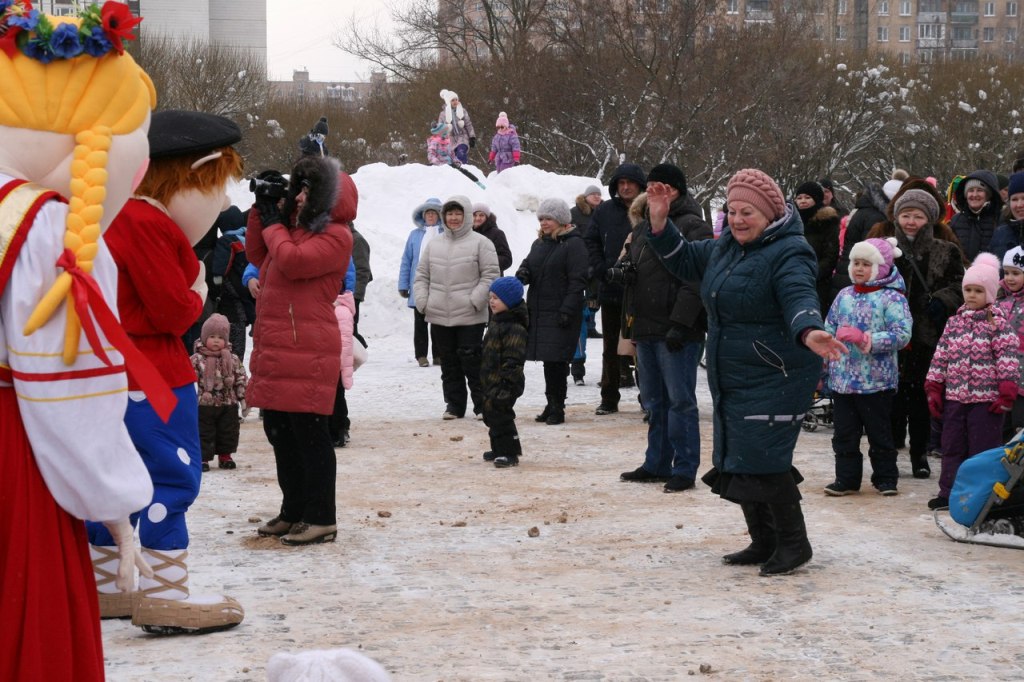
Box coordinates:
[648,203,824,475]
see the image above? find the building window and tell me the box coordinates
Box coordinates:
[838,0,848,14]
[1010,2,1019,16]
[878,0,889,14]
[878,26,889,41]
[899,25,911,41]
[899,0,912,14]
[1009,27,1019,41]
[919,24,943,40]
[899,51,910,64]
[727,0,738,13]
[836,24,847,39]
[984,26,995,41]
[984,1,995,14]
[952,25,973,40]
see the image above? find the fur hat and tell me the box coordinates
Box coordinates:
[963,252,1002,304]
[201,313,230,345]
[882,179,904,200]
[1003,246,1024,271]
[490,276,524,308]
[647,163,687,195]
[266,648,391,682]
[281,156,340,233]
[584,184,602,198]
[430,121,450,137]
[1008,172,1024,199]
[495,111,510,128]
[536,197,572,225]
[311,116,328,136]
[893,188,940,225]
[794,181,825,205]
[726,168,786,222]
[472,202,490,217]
[849,237,902,283]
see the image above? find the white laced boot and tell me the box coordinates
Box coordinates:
[90,545,134,619]
[131,548,244,634]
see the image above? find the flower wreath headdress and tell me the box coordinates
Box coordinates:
[0,0,142,63]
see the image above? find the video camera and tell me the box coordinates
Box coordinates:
[249,171,288,200]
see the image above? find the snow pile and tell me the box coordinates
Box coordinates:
[227,162,605,339]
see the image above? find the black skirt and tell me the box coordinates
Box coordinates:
[701,467,804,504]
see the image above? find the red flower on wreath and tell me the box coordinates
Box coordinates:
[100,0,140,55]
[0,0,34,58]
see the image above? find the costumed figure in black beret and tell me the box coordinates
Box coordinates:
[84,110,246,634]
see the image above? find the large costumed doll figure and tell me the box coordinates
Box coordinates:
[84,109,245,634]
[0,2,171,679]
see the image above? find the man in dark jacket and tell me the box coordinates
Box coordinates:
[950,169,1003,261]
[617,164,711,492]
[472,203,513,274]
[584,163,647,414]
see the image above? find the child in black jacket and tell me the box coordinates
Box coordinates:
[481,277,528,468]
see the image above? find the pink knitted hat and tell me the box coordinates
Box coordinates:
[962,252,1001,304]
[495,111,510,128]
[848,237,902,282]
[726,168,787,221]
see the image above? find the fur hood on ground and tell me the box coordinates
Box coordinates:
[282,156,340,233]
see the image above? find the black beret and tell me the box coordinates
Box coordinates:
[647,163,687,194]
[148,110,242,159]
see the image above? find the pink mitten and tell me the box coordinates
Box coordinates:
[835,326,866,346]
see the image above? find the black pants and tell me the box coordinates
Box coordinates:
[198,404,240,462]
[262,409,336,525]
[600,299,624,406]
[328,377,349,442]
[543,361,568,410]
[413,309,429,359]
[483,398,521,457]
[832,391,899,489]
[431,323,485,417]
[892,344,933,458]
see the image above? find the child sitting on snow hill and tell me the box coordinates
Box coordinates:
[191,314,249,472]
[480,277,529,468]
[996,245,1024,440]
[489,111,521,173]
[823,237,912,497]
[427,121,458,167]
[925,252,1020,510]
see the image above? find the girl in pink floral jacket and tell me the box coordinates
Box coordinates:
[925,253,1019,509]
[191,314,249,470]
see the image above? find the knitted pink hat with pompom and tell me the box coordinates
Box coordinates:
[495,111,509,128]
[726,169,787,222]
[962,252,1001,304]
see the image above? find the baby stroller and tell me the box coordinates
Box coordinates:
[934,431,1024,549]
[801,369,834,433]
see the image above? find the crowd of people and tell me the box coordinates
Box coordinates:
[6,21,1024,677]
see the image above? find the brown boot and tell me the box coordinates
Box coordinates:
[90,545,133,619]
[131,549,244,634]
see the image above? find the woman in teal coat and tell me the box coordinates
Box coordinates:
[646,169,847,576]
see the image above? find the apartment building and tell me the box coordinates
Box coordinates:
[271,69,387,108]
[439,0,1024,64]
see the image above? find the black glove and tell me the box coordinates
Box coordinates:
[515,266,530,285]
[926,298,947,326]
[557,312,571,328]
[665,326,687,353]
[255,196,282,227]
[469,136,477,148]
[399,289,409,298]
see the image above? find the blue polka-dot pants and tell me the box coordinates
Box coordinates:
[87,385,201,550]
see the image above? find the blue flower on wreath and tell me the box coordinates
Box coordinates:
[22,35,55,64]
[7,7,39,30]
[82,25,111,57]
[49,21,83,59]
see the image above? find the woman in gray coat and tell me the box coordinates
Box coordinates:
[646,169,846,577]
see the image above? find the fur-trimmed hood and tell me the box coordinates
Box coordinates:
[574,194,595,217]
[282,156,341,233]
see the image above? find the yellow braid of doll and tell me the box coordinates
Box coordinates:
[24,127,111,362]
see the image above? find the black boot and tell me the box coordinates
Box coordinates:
[910,452,931,479]
[535,403,552,422]
[722,502,775,565]
[759,502,813,576]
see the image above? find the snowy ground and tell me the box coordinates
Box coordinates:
[100,164,1024,680]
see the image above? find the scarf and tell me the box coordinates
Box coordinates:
[197,342,235,394]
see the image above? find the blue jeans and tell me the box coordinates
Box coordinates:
[636,339,701,478]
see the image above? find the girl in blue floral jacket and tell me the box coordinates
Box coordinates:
[824,237,913,496]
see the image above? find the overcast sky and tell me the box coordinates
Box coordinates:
[266,0,410,83]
